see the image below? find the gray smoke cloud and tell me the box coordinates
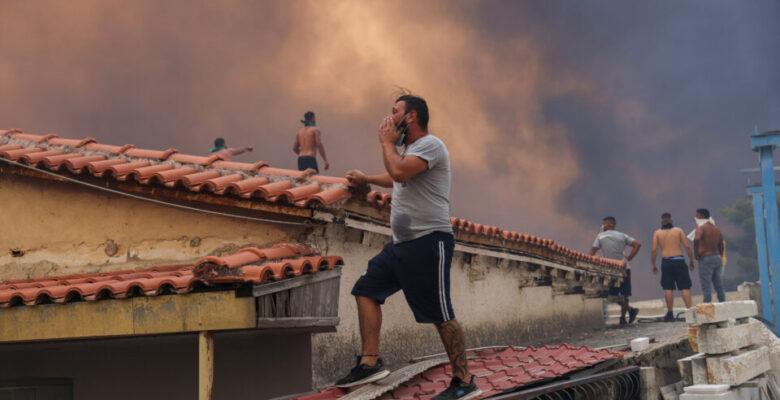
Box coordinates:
[1,1,778,299]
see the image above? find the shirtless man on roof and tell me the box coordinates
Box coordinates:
[651,212,695,322]
[209,138,252,161]
[293,111,329,173]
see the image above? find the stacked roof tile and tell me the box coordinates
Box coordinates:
[294,344,625,400]
[0,243,342,307]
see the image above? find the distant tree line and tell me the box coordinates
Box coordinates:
[720,198,780,290]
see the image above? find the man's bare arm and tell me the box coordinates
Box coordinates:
[650,232,658,272]
[588,247,598,256]
[693,226,702,259]
[681,230,695,269]
[626,241,641,261]
[315,129,329,170]
[381,142,427,182]
[228,146,252,156]
[377,117,427,182]
[293,135,300,155]
[346,170,394,188]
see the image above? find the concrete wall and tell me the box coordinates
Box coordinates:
[0,331,312,400]
[1,173,608,390]
[309,224,605,387]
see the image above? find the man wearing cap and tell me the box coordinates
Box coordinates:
[293,111,329,173]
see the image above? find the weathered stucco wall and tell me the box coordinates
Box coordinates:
[0,173,309,280]
[0,331,312,400]
[2,172,608,391]
[309,224,604,387]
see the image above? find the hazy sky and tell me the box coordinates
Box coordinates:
[2,1,778,299]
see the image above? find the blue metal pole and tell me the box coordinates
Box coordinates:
[752,192,773,325]
[759,146,780,329]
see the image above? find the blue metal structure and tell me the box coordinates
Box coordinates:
[748,130,780,333]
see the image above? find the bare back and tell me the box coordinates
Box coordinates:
[296,126,319,157]
[653,227,688,258]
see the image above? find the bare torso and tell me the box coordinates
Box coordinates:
[695,223,724,258]
[654,227,686,258]
[296,126,318,157]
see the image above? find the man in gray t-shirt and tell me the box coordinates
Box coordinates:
[391,134,453,243]
[340,95,480,398]
[589,216,642,325]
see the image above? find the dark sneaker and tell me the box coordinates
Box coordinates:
[664,311,675,322]
[619,317,627,325]
[432,376,482,400]
[335,357,390,388]
[629,307,639,323]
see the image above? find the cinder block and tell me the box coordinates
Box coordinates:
[679,353,706,386]
[686,301,758,326]
[680,384,737,399]
[698,319,762,354]
[688,326,699,352]
[641,367,660,400]
[660,382,680,400]
[683,384,730,394]
[706,346,770,385]
[692,355,709,385]
[632,337,650,352]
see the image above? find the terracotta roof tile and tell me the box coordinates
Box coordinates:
[450,217,624,270]
[0,131,355,209]
[294,345,625,400]
[0,243,342,308]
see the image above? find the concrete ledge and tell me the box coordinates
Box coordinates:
[706,346,770,385]
[697,319,761,354]
[678,353,705,386]
[685,301,758,326]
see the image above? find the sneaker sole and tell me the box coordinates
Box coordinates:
[334,369,390,388]
[459,389,483,400]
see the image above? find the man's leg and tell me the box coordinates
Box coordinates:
[681,289,692,308]
[435,319,472,383]
[665,290,674,312]
[357,295,382,366]
[712,259,726,302]
[620,298,629,318]
[699,261,713,303]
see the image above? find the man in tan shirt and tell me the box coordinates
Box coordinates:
[694,208,725,303]
[651,213,695,322]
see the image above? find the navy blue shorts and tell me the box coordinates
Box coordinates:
[351,231,455,324]
[297,156,319,173]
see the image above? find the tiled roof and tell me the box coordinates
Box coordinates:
[0,129,620,270]
[0,243,343,307]
[450,217,625,270]
[0,129,356,209]
[294,345,625,400]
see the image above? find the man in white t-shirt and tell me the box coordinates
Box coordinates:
[589,216,642,325]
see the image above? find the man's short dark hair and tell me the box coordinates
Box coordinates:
[661,212,672,219]
[602,216,616,225]
[696,208,710,218]
[304,111,315,121]
[396,94,429,131]
[214,137,225,148]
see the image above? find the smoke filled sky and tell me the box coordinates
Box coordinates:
[2,1,779,299]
